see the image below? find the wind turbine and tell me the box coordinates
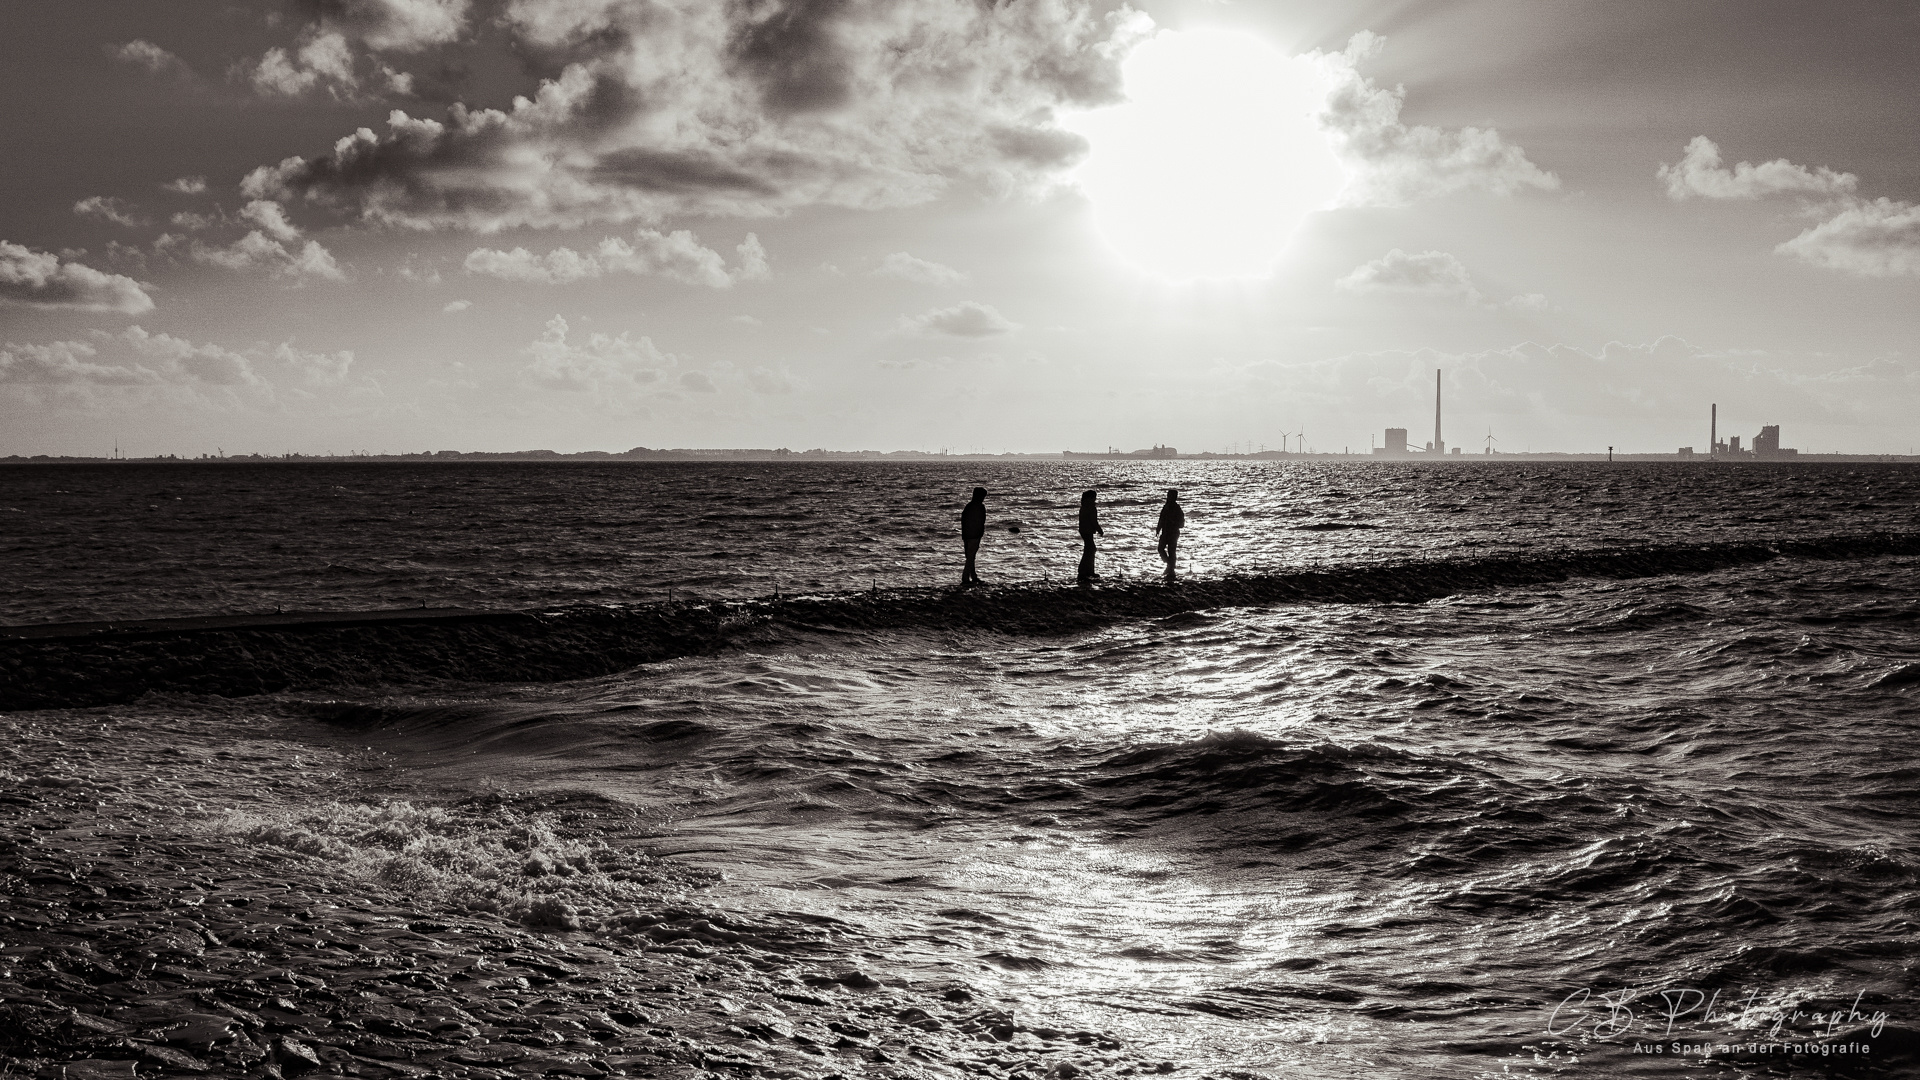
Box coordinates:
[1484,428,1497,455]
[1277,431,1294,456]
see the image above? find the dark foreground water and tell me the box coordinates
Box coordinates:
[5,460,1918,1077]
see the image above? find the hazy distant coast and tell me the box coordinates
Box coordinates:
[8,448,1920,464]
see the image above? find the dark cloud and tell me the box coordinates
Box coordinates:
[243,0,1148,231]
[728,0,856,114]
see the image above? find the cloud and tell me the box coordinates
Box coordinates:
[1658,136,1858,201]
[1656,136,1915,278]
[0,242,155,314]
[442,298,472,312]
[747,364,795,394]
[464,229,766,287]
[319,0,473,52]
[73,196,147,228]
[1316,32,1557,207]
[1776,197,1920,277]
[0,327,273,388]
[251,30,359,98]
[678,370,717,393]
[239,200,304,243]
[1336,249,1552,311]
[163,176,209,195]
[0,340,151,386]
[185,231,347,281]
[272,341,355,384]
[900,300,1018,337]
[170,211,221,231]
[1,327,352,395]
[873,251,967,285]
[1337,249,1480,301]
[242,0,1145,231]
[524,314,673,392]
[108,40,188,76]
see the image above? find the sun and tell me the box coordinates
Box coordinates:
[1066,28,1346,281]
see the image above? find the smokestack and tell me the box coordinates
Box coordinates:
[1434,369,1443,455]
[1710,403,1716,459]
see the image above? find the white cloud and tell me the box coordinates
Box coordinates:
[0,242,155,314]
[2,327,354,396]
[443,299,472,313]
[1776,197,1920,277]
[1658,136,1858,201]
[900,300,1018,337]
[74,196,146,228]
[109,40,187,76]
[242,0,1144,231]
[239,200,304,243]
[464,229,766,287]
[0,340,151,386]
[328,0,472,52]
[873,251,967,285]
[524,314,673,393]
[187,231,346,282]
[678,370,717,393]
[1337,249,1480,302]
[1316,32,1557,207]
[163,176,208,195]
[170,211,220,231]
[273,341,355,385]
[251,31,358,98]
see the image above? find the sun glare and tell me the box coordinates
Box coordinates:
[1068,28,1346,281]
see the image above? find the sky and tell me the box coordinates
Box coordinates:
[3,0,1918,457]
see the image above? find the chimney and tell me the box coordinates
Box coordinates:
[1434,369,1443,455]
[1710,403,1717,459]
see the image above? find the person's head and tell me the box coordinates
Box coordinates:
[972,486,986,501]
[1166,488,1178,501]
[1082,489,1096,503]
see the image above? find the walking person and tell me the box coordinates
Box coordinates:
[960,486,987,588]
[1155,488,1184,580]
[1076,489,1103,585]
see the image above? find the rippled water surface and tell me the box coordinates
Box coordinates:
[9,460,1919,1077]
[3,459,1916,623]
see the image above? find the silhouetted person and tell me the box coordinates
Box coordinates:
[960,486,987,587]
[1077,489,1103,584]
[1156,489,1184,579]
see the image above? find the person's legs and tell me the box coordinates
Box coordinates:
[962,539,980,585]
[1163,532,1178,578]
[1078,536,1095,583]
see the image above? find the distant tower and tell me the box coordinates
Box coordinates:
[1433,369,1444,455]
[1710,403,1717,460]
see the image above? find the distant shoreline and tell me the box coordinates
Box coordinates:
[7,451,1920,464]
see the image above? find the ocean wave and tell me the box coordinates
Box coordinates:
[7,530,1920,709]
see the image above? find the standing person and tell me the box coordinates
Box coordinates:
[1155,488,1184,579]
[1076,489,1103,585]
[960,486,987,588]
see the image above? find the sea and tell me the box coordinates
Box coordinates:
[4,459,1918,1078]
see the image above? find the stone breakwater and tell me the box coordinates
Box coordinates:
[0,709,1165,1080]
[5,532,1918,712]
